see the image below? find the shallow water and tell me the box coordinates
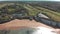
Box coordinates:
[0,27,57,34]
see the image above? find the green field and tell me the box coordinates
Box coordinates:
[0,3,60,22]
[22,4,60,22]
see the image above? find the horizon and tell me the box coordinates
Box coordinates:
[0,0,60,1]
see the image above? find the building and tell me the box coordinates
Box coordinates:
[38,13,49,19]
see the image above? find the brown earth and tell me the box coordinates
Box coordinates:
[0,19,54,30]
[0,19,60,34]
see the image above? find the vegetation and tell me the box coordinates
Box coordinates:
[22,4,60,22]
[0,3,60,23]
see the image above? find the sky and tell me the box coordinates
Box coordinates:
[0,0,60,1]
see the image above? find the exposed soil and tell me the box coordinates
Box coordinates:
[0,19,53,30]
[0,19,60,34]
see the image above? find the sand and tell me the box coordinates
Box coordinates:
[0,19,54,30]
[0,19,60,34]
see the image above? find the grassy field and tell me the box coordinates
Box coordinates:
[0,3,60,22]
[22,4,60,22]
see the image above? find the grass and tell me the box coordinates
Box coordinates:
[22,4,60,22]
[0,3,60,22]
[22,4,40,16]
